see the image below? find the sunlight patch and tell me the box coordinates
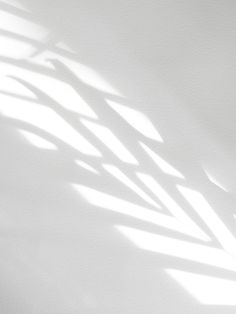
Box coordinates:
[117,225,236,272]
[177,185,236,257]
[73,185,211,238]
[0,10,48,41]
[75,160,99,174]
[0,35,35,58]
[103,164,160,208]
[0,94,101,156]
[0,76,36,99]
[166,268,236,305]
[106,99,163,142]
[29,50,56,69]
[56,57,121,96]
[140,142,184,179]
[8,70,98,118]
[137,173,210,241]
[19,129,57,150]
[29,51,120,96]
[81,119,138,165]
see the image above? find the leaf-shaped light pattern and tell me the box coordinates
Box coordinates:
[140,142,184,179]
[203,168,228,192]
[117,226,236,272]
[136,173,210,241]
[0,10,47,41]
[19,129,58,150]
[106,99,163,142]
[8,68,98,118]
[1,5,235,308]
[0,35,35,59]
[73,185,211,238]
[177,185,236,257]
[32,51,121,96]
[60,58,121,96]
[0,76,36,98]
[75,160,99,174]
[0,95,101,156]
[103,164,160,208]
[81,119,138,165]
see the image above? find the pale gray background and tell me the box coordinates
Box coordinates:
[0,0,236,313]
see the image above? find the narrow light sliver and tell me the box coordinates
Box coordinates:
[81,119,138,165]
[106,99,163,142]
[103,164,160,208]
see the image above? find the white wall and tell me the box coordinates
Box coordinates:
[0,0,236,313]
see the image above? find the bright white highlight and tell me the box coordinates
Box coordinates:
[166,269,236,305]
[32,51,120,95]
[19,129,57,150]
[55,42,75,54]
[117,225,236,272]
[2,66,98,118]
[0,35,35,59]
[103,164,160,208]
[0,10,47,41]
[61,58,121,96]
[177,185,236,257]
[0,76,36,98]
[106,99,163,142]
[137,173,210,241]
[73,185,211,238]
[81,119,138,165]
[204,169,228,192]
[0,0,28,11]
[140,142,184,179]
[63,58,121,96]
[75,160,99,174]
[0,94,101,156]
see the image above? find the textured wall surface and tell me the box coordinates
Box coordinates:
[0,0,236,313]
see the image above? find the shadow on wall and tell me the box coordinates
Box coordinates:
[1,0,236,313]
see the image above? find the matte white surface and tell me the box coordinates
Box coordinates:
[0,1,236,313]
